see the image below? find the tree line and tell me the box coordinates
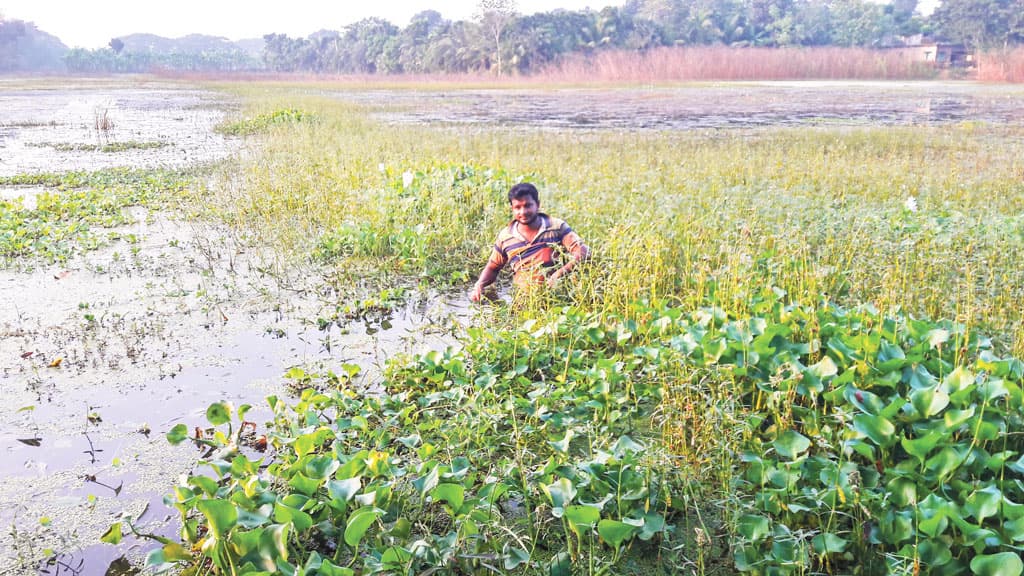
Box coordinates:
[4,0,1022,75]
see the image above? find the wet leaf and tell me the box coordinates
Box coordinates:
[17,438,42,447]
[197,499,237,536]
[811,533,847,554]
[853,413,896,446]
[431,483,465,512]
[166,423,188,445]
[773,430,811,460]
[344,507,382,548]
[970,552,1023,576]
[48,357,63,368]
[100,522,123,545]
[543,478,576,517]
[737,514,770,541]
[503,545,530,570]
[205,401,232,426]
[598,519,639,548]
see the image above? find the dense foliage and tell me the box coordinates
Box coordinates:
[106,294,1024,574]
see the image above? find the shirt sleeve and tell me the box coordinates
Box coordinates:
[489,237,508,268]
[561,225,582,253]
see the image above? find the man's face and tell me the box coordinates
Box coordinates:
[510,196,540,227]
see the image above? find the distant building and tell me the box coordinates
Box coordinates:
[887,36,973,68]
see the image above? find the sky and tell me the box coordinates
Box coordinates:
[1,0,607,49]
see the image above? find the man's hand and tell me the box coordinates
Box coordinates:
[546,267,566,288]
[469,282,486,302]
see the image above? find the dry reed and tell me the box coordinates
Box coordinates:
[977,48,1024,82]
[537,46,939,82]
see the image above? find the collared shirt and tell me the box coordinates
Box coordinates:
[488,214,583,285]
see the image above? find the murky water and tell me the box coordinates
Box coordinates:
[0,81,235,177]
[336,81,1024,130]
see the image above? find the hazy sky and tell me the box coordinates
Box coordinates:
[2,0,607,49]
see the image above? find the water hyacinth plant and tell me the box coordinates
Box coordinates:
[107,290,1024,575]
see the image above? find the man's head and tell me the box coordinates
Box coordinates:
[508,183,540,227]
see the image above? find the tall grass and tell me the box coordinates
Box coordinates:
[203,86,1024,356]
[537,46,938,82]
[977,47,1024,82]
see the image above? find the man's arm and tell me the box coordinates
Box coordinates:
[470,253,504,302]
[547,231,589,285]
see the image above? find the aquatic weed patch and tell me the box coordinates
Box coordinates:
[0,168,198,265]
[27,141,169,153]
[217,108,316,136]
[114,293,1024,575]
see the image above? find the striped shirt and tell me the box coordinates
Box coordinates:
[488,214,583,285]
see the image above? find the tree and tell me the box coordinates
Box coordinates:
[930,0,1024,49]
[109,37,124,53]
[476,0,518,75]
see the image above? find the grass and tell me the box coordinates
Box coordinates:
[203,88,1024,355]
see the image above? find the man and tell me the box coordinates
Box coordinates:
[469,182,590,302]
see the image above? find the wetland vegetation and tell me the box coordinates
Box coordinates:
[5,80,1024,575]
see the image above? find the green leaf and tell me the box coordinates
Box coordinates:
[328,478,362,506]
[381,546,413,567]
[910,386,950,418]
[773,430,811,460]
[390,517,412,539]
[431,483,465,512]
[926,445,968,479]
[274,503,313,534]
[811,533,848,554]
[547,551,571,576]
[543,478,576,517]
[917,540,952,567]
[598,519,639,548]
[287,472,322,496]
[853,413,896,446]
[162,542,192,562]
[344,507,382,548]
[737,514,770,541]
[503,545,530,570]
[970,552,1023,576]
[964,485,1002,522]
[197,499,237,536]
[844,385,885,415]
[901,431,945,464]
[166,423,189,445]
[100,522,122,545]
[564,505,601,536]
[549,429,573,454]
[412,463,439,496]
[261,523,290,564]
[206,401,232,426]
[318,559,354,576]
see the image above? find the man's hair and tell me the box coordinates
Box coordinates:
[508,182,539,205]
